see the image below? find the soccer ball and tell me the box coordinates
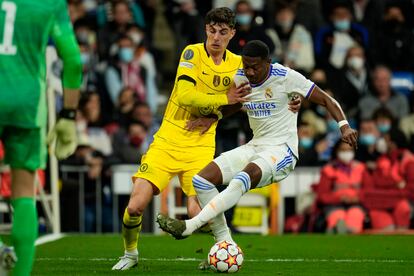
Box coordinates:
[208,240,244,273]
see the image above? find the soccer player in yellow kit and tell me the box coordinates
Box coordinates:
[112,7,251,270]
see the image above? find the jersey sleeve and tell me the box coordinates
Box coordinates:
[49,0,82,89]
[175,45,228,108]
[285,68,315,99]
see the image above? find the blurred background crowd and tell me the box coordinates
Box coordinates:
[1,0,414,234]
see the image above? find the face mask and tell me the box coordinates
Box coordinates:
[300,137,313,149]
[377,123,391,133]
[359,134,376,146]
[327,119,337,132]
[119,47,134,63]
[278,19,293,30]
[337,150,354,164]
[130,135,143,147]
[236,14,252,26]
[129,32,143,45]
[347,56,364,70]
[376,137,388,154]
[80,52,90,65]
[316,105,327,116]
[334,19,350,31]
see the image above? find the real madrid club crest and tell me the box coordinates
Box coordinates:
[213,75,220,87]
[265,88,273,99]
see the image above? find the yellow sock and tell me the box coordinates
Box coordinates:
[122,208,142,253]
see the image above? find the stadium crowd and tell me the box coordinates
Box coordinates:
[1,0,414,234]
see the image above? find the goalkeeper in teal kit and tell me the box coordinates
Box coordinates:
[0,0,82,275]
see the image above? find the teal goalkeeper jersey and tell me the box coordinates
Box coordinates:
[0,0,82,128]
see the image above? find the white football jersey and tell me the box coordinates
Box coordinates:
[234,63,315,159]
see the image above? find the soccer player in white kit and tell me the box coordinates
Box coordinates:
[157,40,358,242]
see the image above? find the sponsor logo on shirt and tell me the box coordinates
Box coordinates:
[243,102,277,117]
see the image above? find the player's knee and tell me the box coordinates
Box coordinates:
[192,174,215,192]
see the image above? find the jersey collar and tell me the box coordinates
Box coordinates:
[251,64,272,88]
[203,42,227,61]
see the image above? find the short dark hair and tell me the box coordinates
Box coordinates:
[242,40,270,59]
[205,7,236,28]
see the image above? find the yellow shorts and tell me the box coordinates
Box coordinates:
[133,140,214,196]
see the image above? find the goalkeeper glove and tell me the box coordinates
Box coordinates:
[47,109,78,160]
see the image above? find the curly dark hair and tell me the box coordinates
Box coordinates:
[205,7,236,28]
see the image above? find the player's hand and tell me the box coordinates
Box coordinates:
[47,110,78,160]
[227,82,251,104]
[288,95,301,113]
[340,125,358,149]
[186,117,217,135]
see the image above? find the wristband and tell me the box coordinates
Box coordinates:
[338,120,349,128]
[59,108,77,120]
[216,111,223,120]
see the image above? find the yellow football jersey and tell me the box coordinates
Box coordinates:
[155,43,242,148]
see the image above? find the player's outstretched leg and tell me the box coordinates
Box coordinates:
[156,214,187,240]
[0,243,17,274]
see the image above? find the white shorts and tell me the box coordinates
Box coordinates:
[213,143,297,189]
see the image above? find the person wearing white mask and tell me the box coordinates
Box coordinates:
[330,45,370,122]
[227,0,275,55]
[315,2,369,70]
[105,35,147,107]
[316,140,368,234]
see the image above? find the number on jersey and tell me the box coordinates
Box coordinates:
[0,1,17,55]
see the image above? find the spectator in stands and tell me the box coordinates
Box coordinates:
[355,119,381,166]
[227,0,275,55]
[314,1,369,71]
[112,120,148,164]
[296,122,320,166]
[266,1,315,73]
[373,3,414,71]
[358,65,409,120]
[77,92,113,157]
[164,0,204,61]
[97,0,139,59]
[349,0,385,33]
[112,87,138,128]
[78,41,99,93]
[372,107,395,136]
[315,103,342,164]
[130,102,160,147]
[362,129,413,231]
[105,35,147,108]
[126,25,159,113]
[317,140,367,234]
[330,45,370,121]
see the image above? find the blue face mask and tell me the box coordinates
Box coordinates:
[80,53,90,65]
[119,47,134,63]
[300,137,314,149]
[359,134,376,146]
[327,119,337,132]
[377,123,391,134]
[334,19,350,31]
[236,14,252,26]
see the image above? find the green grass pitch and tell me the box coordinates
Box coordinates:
[29,234,414,275]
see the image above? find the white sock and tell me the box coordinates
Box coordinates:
[192,175,233,242]
[125,249,138,257]
[184,172,251,236]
